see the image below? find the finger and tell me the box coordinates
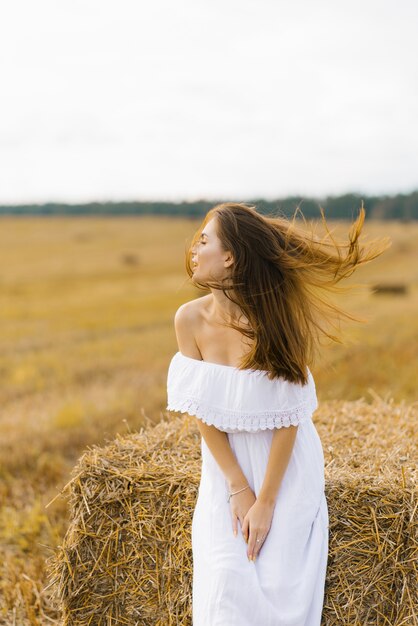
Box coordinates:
[241,517,249,543]
[254,534,267,559]
[248,529,265,561]
[253,536,263,558]
[232,515,238,537]
[247,529,256,561]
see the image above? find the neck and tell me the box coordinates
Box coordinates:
[209,288,242,323]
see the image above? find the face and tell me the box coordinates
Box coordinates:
[191,216,233,284]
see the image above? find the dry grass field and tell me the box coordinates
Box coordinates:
[0,215,417,623]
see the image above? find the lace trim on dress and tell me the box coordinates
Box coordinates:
[167,393,317,431]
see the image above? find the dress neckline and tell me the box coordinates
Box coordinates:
[175,350,270,374]
[174,351,313,382]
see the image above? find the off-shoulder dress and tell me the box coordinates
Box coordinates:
[166,351,329,626]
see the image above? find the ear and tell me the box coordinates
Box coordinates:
[224,252,234,269]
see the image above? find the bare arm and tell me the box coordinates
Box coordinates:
[241,424,299,561]
[258,425,298,505]
[174,302,248,491]
[194,419,248,490]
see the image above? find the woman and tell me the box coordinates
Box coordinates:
[166,202,390,626]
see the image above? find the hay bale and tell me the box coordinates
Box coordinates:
[371,283,408,295]
[48,398,417,625]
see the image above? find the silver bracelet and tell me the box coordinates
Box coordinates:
[227,485,249,503]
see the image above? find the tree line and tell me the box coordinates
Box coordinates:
[0,190,417,220]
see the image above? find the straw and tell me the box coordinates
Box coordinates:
[47,397,417,625]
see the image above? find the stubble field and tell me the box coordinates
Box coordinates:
[0,215,417,623]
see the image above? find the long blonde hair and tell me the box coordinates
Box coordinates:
[185,202,391,385]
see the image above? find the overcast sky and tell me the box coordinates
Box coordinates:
[0,0,417,204]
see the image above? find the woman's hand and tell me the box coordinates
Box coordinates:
[229,486,256,539]
[241,499,275,561]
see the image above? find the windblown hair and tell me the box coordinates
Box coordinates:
[185,202,391,385]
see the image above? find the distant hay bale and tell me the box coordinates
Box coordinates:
[48,398,417,625]
[371,283,408,295]
[120,253,140,267]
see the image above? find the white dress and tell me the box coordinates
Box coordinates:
[166,351,329,626]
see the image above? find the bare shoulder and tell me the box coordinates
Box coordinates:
[174,296,211,358]
[174,294,211,323]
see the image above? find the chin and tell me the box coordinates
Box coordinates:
[192,271,208,287]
